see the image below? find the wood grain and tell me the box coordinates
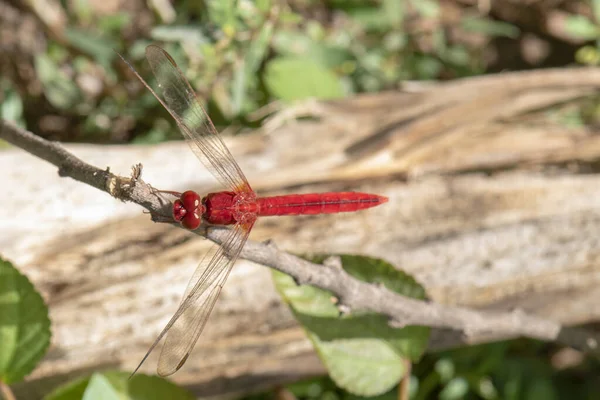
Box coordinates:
[4,67,600,398]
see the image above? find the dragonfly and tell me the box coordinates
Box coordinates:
[120,45,388,377]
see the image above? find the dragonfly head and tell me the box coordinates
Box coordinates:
[173,190,205,230]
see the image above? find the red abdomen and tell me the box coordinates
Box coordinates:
[255,192,388,217]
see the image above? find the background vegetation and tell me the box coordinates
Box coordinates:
[2,0,600,399]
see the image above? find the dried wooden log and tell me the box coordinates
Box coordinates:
[3,66,600,398]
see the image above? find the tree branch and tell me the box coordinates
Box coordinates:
[0,380,16,400]
[2,118,599,358]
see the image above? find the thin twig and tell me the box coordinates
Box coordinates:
[2,118,600,356]
[398,359,412,400]
[0,381,16,400]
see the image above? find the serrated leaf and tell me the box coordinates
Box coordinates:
[265,57,344,101]
[45,371,194,400]
[272,255,430,396]
[564,15,600,40]
[0,257,51,384]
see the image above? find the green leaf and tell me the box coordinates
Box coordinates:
[265,57,344,101]
[0,257,51,384]
[272,32,352,70]
[0,86,23,125]
[382,0,404,28]
[150,25,208,45]
[524,377,558,400]
[564,15,600,40]
[35,53,82,110]
[440,377,469,400]
[435,359,455,383]
[594,0,600,24]
[207,0,238,31]
[83,374,121,400]
[272,255,430,396]
[461,16,520,38]
[45,371,194,400]
[64,28,117,66]
[98,13,131,33]
[231,21,274,115]
[347,6,390,31]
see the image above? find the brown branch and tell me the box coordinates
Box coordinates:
[0,380,16,400]
[2,118,600,358]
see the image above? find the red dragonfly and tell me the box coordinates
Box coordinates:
[121,45,388,377]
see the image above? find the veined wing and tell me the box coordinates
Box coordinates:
[131,221,254,376]
[118,45,252,194]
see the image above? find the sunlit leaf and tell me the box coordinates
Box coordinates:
[0,85,23,126]
[44,371,194,400]
[273,255,430,396]
[82,374,121,400]
[265,57,344,101]
[564,15,600,40]
[0,257,51,384]
[150,25,208,45]
[440,377,469,400]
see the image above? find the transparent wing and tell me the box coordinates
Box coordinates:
[119,45,251,193]
[131,221,254,377]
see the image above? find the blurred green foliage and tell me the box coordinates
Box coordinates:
[244,340,600,400]
[0,257,51,385]
[44,370,194,400]
[8,0,523,143]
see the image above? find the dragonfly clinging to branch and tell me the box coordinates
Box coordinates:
[119,45,388,377]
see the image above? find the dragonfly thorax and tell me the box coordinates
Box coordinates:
[203,191,254,225]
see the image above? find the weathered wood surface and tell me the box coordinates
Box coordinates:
[4,67,600,398]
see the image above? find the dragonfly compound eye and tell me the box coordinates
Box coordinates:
[182,211,201,230]
[176,190,203,230]
[180,190,201,213]
[173,199,186,222]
